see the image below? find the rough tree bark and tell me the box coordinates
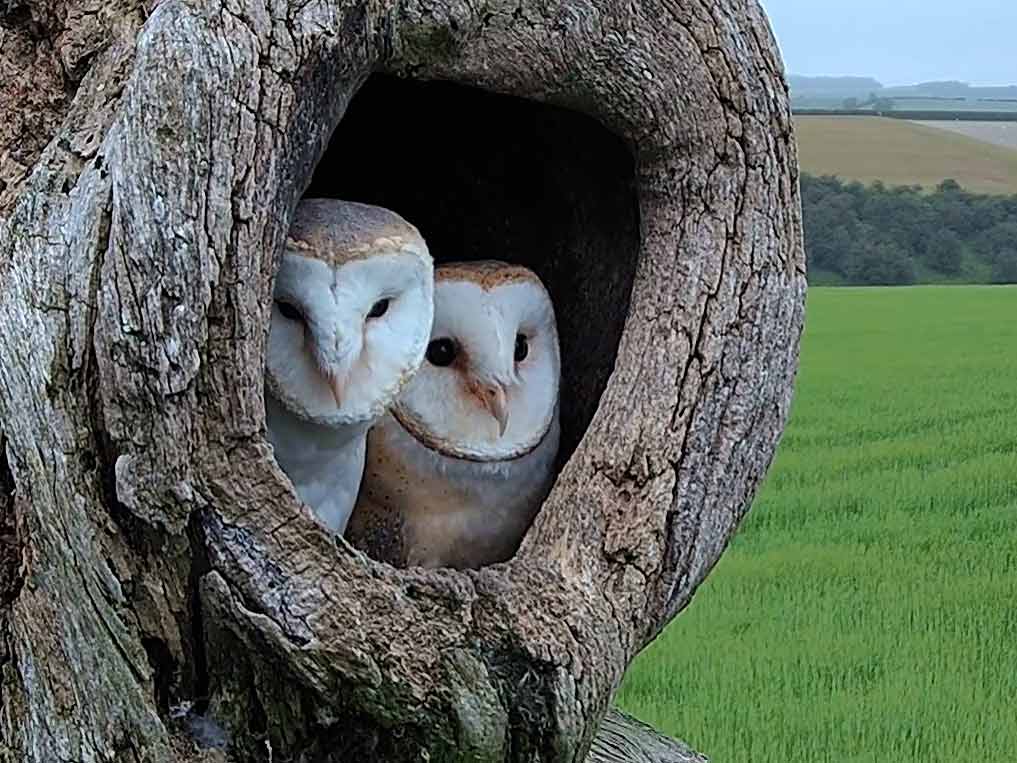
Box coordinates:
[0,0,804,760]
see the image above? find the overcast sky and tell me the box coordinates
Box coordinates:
[759,0,1017,86]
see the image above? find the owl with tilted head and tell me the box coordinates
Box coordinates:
[347,260,561,569]
[264,198,433,535]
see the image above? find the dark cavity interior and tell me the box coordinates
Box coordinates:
[305,74,640,463]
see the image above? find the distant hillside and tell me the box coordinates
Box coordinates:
[794,116,1017,196]
[788,75,883,97]
[881,81,1017,101]
[789,76,1017,111]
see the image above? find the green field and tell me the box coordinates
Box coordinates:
[618,286,1017,762]
[794,116,1017,195]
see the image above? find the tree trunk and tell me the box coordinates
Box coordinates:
[587,711,706,763]
[0,0,805,760]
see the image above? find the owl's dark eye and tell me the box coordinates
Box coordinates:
[514,333,529,363]
[367,298,390,319]
[275,300,305,323]
[426,338,457,367]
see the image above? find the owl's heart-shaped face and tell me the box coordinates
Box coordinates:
[264,199,434,428]
[391,261,560,462]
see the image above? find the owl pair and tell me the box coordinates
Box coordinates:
[264,199,560,569]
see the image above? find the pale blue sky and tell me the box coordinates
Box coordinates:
[759,0,1017,86]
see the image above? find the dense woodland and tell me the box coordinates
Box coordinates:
[802,174,1017,285]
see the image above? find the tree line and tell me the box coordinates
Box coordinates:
[802,174,1017,285]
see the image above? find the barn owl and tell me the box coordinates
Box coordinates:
[346,261,561,569]
[264,198,434,534]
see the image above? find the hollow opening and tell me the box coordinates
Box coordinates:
[304,73,641,463]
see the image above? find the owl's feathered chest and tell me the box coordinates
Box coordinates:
[265,394,370,534]
[349,410,560,569]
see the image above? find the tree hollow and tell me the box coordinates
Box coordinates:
[308,73,639,460]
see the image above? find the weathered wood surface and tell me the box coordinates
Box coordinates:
[588,710,708,763]
[0,0,804,760]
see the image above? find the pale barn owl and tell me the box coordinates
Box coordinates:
[346,261,561,569]
[264,198,434,534]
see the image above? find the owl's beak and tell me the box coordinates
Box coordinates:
[476,383,509,437]
[325,372,344,408]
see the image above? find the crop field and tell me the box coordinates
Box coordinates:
[794,116,1017,195]
[618,286,1017,763]
[912,120,1017,151]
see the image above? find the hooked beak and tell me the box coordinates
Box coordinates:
[312,328,357,410]
[325,371,344,409]
[473,382,509,437]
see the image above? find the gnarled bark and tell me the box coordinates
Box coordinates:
[0,0,804,760]
[588,710,707,763]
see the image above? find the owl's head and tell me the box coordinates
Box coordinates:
[265,199,434,427]
[391,261,560,461]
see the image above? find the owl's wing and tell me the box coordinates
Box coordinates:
[345,488,407,568]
